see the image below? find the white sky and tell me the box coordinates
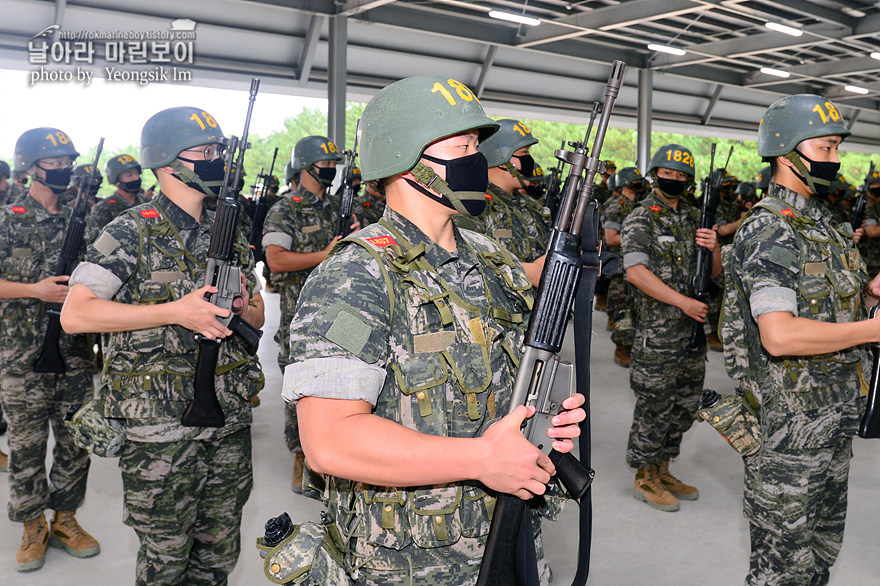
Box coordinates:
[0,68,327,162]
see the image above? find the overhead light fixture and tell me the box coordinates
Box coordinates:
[845,85,869,95]
[647,43,686,56]
[764,22,803,37]
[760,67,791,78]
[488,11,541,26]
[871,52,880,61]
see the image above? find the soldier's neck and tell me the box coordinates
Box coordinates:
[28,186,61,214]
[115,188,136,204]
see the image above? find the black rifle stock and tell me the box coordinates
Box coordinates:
[181,78,264,428]
[336,120,361,237]
[33,139,105,374]
[688,145,731,349]
[249,147,279,263]
[860,304,880,438]
[476,60,625,586]
[851,161,875,231]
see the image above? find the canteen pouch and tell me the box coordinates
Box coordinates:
[697,391,762,457]
[256,520,351,585]
[64,399,126,458]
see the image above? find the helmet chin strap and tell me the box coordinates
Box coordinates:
[169,160,217,196]
[784,152,829,195]
[503,161,529,190]
[408,161,485,216]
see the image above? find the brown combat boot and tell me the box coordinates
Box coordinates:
[0,447,8,472]
[292,451,305,494]
[49,510,100,558]
[613,343,631,368]
[706,332,723,352]
[251,394,261,408]
[657,461,699,501]
[16,514,49,571]
[633,467,679,512]
[594,293,607,311]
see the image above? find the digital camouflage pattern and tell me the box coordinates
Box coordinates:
[472,183,544,263]
[601,194,639,338]
[256,519,351,585]
[725,182,866,585]
[90,190,150,230]
[696,391,761,456]
[65,398,125,458]
[859,196,880,275]
[620,192,707,468]
[356,193,386,228]
[0,194,97,522]
[120,428,253,585]
[284,209,560,585]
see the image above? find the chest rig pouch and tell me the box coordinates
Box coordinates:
[315,220,533,573]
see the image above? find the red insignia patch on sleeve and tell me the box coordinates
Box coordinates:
[780,208,794,217]
[10,206,26,214]
[485,194,493,200]
[139,209,160,218]
[649,205,660,212]
[365,235,398,247]
[292,196,302,202]
[108,199,117,204]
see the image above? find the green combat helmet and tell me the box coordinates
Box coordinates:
[607,171,618,193]
[478,118,538,168]
[648,144,695,178]
[866,167,880,186]
[755,167,771,192]
[105,153,142,185]
[291,136,342,171]
[71,163,103,195]
[0,160,10,179]
[616,166,644,192]
[359,74,499,216]
[14,127,80,173]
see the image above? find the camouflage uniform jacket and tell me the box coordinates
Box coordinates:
[356,194,386,227]
[284,208,563,577]
[68,192,263,442]
[621,192,700,343]
[724,183,865,450]
[262,186,337,321]
[90,190,150,230]
[859,196,880,273]
[601,194,639,271]
[7,183,28,203]
[473,183,543,263]
[0,195,96,373]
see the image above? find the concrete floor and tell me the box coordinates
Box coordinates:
[1,284,879,585]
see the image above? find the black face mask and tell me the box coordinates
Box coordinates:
[870,187,880,198]
[310,166,337,189]
[526,183,545,199]
[37,166,73,195]
[656,176,687,198]
[176,156,227,197]
[512,154,535,179]
[120,178,142,193]
[791,149,840,197]
[407,151,489,216]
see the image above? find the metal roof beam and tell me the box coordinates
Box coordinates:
[749,0,853,28]
[474,45,497,99]
[338,0,398,18]
[701,85,723,125]
[785,56,880,79]
[297,15,324,86]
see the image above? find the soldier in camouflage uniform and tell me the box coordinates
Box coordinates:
[474,119,548,265]
[724,95,870,585]
[0,128,100,571]
[358,178,386,227]
[282,74,585,586]
[69,163,104,211]
[603,166,644,367]
[263,135,358,492]
[62,107,265,585]
[860,168,880,277]
[91,153,150,230]
[621,143,720,512]
[0,160,11,205]
[8,168,30,203]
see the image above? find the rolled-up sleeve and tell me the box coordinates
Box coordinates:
[282,357,386,405]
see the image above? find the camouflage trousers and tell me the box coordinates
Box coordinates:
[277,310,302,455]
[626,335,705,468]
[743,437,852,586]
[606,271,626,319]
[119,428,253,586]
[0,367,93,522]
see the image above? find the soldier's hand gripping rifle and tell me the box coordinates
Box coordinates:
[181,78,264,428]
[336,120,361,237]
[688,145,731,349]
[33,139,105,374]
[476,60,625,586]
[249,147,279,262]
[851,161,875,231]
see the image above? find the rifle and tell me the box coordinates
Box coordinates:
[33,139,105,374]
[851,161,875,231]
[860,304,880,438]
[181,78,264,427]
[477,60,625,586]
[543,141,566,222]
[249,147,279,262]
[688,145,731,349]
[336,120,361,237]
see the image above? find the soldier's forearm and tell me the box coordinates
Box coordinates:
[61,283,180,334]
[0,278,38,300]
[265,245,325,273]
[626,264,692,310]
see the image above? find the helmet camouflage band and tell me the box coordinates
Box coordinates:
[359,75,499,181]
[0,160,10,179]
[291,136,342,171]
[757,94,850,158]
[140,107,225,169]
[615,166,643,189]
[648,144,695,178]
[478,118,538,168]
[105,153,142,184]
[14,127,80,173]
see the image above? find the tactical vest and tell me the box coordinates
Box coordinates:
[0,202,92,370]
[720,194,866,405]
[481,184,540,262]
[314,219,534,572]
[102,201,261,419]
